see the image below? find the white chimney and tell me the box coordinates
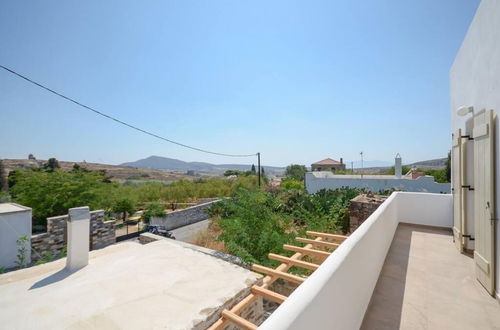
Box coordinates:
[66,206,90,271]
[395,153,402,179]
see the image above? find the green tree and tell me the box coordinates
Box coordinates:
[43,158,60,172]
[445,151,451,182]
[251,164,256,173]
[142,202,166,224]
[112,197,136,220]
[10,169,109,228]
[0,160,6,191]
[284,164,307,181]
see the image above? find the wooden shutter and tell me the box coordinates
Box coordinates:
[473,109,495,296]
[452,129,464,252]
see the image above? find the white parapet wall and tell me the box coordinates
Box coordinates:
[259,192,453,330]
[305,172,451,194]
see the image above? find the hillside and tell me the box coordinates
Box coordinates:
[2,159,205,183]
[120,155,285,175]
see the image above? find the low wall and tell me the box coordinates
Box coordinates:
[31,210,115,262]
[259,192,453,330]
[305,172,451,194]
[349,194,387,232]
[150,200,220,230]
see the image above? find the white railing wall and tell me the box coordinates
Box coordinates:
[259,192,453,330]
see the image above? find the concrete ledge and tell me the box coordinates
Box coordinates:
[139,232,248,268]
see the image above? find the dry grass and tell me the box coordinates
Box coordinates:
[189,220,227,253]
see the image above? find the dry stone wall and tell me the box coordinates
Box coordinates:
[31,210,115,262]
[349,194,387,232]
[150,199,220,230]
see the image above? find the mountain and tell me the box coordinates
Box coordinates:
[408,158,447,168]
[120,156,285,175]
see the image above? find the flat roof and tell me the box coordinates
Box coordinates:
[0,240,261,329]
[0,203,31,214]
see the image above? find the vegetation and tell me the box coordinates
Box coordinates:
[112,198,136,221]
[284,164,307,181]
[210,187,362,267]
[16,235,29,268]
[0,160,6,191]
[445,151,451,182]
[7,164,260,230]
[142,202,167,223]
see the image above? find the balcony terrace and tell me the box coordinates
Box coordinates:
[259,192,500,330]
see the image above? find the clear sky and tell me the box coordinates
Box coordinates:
[0,0,480,167]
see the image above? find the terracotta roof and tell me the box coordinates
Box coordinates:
[312,158,342,165]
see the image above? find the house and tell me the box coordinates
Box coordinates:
[2,1,500,329]
[311,158,346,172]
[305,155,451,194]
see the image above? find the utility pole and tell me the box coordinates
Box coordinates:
[360,151,364,178]
[257,152,261,187]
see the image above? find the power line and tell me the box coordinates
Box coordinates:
[0,65,257,158]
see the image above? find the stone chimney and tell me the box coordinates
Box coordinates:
[66,206,90,271]
[395,153,402,179]
[340,158,343,164]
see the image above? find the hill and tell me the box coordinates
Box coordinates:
[120,155,285,175]
[2,159,204,183]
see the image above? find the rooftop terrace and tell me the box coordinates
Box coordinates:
[0,240,262,329]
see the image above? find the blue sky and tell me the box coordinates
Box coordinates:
[0,0,480,167]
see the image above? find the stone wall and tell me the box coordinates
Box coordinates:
[31,210,115,262]
[150,199,220,230]
[349,194,387,232]
[262,279,299,321]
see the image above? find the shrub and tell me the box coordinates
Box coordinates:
[142,203,166,223]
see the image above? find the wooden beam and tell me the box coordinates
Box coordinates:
[252,264,305,284]
[207,294,259,330]
[208,236,326,330]
[296,237,340,249]
[283,244,331,258]
[306,231,348,242]
[268,253,319,271]
[251,285,286,304]
[221,310,257,330]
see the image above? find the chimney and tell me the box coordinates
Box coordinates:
[395,153,402,179]
[340,158,343,164]
[66,206,90,271]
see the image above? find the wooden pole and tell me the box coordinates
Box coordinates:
[257,152,261,187]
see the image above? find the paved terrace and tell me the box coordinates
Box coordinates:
[0,240,261,329]
[362,223,500,329]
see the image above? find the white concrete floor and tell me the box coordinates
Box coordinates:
[362,223,500,330]
[0,240,261,330]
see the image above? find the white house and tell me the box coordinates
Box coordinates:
[305,155,451,194]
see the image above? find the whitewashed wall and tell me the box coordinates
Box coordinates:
[450,0,500,299]
[0,204,32,269]
[305,172,451,194]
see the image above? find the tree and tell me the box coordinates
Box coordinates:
[28,154,36,160]
[251,164,256,173]
[112,198,136,221]
[0,160,6,191]
[445,151,451,183]
[10,169,110,228]
[284,164,307,181]
[43,158,60,172]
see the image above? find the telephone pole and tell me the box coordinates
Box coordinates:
[360,151,364,178]
[257,152,261,187]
